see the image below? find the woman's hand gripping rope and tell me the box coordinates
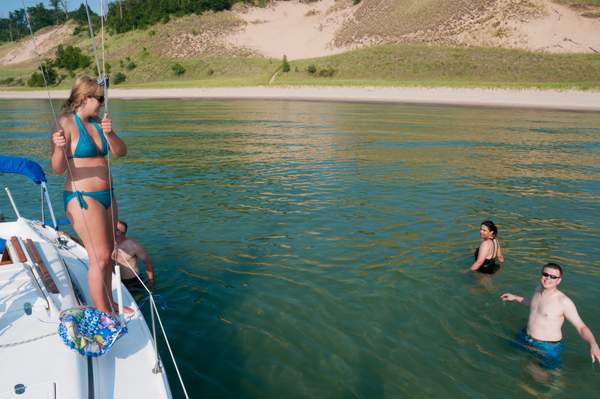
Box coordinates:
[101,113,112,135]
[52,129,66,149]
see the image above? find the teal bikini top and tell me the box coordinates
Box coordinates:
[69,112,108,159]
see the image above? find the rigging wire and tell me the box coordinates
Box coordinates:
[22,0,118,318]
[22,2,189,395]
[20,1,105,295]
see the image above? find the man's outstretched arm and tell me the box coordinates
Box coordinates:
[500,293,530,306]
[132,239,154,282]
[563,297,600,363]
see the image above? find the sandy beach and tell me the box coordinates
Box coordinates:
[1,87,599,111]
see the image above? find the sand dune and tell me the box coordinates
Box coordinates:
[1,0,599,67]
[227,0,356,60]
[226,0,600,59]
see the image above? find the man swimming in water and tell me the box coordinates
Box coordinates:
[501,263,600,368]
[113,220,154,287]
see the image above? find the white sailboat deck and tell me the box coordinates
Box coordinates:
[0,218,172,398]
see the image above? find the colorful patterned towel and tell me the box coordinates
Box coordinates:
[58,307,127,357]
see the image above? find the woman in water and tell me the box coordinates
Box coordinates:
[51,75,128,314]
[470,220,504,274]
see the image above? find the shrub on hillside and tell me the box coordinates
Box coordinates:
[353,0,362,5]
[113,72,127,84]
[282,55,290,73]
[27,62,59,87]
[307,64,317,74]
[55,45,91,72]
[126,61,137,71]
[318,67,336,77]
[172,63,186,76]
[0,77,24,87]
[0,77,15,86]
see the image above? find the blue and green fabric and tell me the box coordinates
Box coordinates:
[58,307,127,357]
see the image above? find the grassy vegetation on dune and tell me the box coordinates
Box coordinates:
[554,0,600,5]
[2,44,600,90]
[554,0,600,17]
[276,45,600,90]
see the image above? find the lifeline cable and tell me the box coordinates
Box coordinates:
[111,253,190,399]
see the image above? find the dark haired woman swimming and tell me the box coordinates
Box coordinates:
[469,220,504,274]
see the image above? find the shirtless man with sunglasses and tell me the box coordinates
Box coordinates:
[501,263,600,368]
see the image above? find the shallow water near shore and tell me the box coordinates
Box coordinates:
[1,99,599,398]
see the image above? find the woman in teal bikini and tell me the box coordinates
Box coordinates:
[51,75,128,315]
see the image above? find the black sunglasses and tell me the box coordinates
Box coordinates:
[93,95,105,104]
[542,271,560,280]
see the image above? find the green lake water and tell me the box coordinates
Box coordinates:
[1,99,599,398]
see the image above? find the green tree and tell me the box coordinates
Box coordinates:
[54,45,91,72]
[28,62,59,87]
[113,72,127,84]
[172,63,186,76]
[281,55,290,73]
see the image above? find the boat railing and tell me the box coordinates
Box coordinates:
[4,236,56,313]
[4,184,58,230]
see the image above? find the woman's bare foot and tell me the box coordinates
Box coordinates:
[110,301,135,317]
[122,306,135,316]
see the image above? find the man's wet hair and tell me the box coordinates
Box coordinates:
[118,220,128,233]
[543,262,563,277]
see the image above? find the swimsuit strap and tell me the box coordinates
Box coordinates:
[491,238,498,259]
[73,112,89,138]
[88,118,109,155]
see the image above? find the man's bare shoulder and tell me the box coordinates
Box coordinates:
[556,290,574,306]
[121,238,144,250]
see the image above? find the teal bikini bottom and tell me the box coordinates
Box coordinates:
[63,189,113,211]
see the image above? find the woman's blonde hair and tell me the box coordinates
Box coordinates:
[62,75,103,113]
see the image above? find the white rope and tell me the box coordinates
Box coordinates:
[99,0,109,112]
[83,0,102,78]
[94,0,123,316]
[78,0,122,317]
[20,1,58,123]
[114,257,190,399]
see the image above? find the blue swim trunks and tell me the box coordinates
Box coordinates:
[515,328,564,369]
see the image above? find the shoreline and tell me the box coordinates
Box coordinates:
[1,86,600,111]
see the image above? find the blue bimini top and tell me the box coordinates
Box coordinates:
[0,155,47,184]
[69,112,108,159]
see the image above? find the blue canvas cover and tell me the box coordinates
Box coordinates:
[0,156,47,184]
